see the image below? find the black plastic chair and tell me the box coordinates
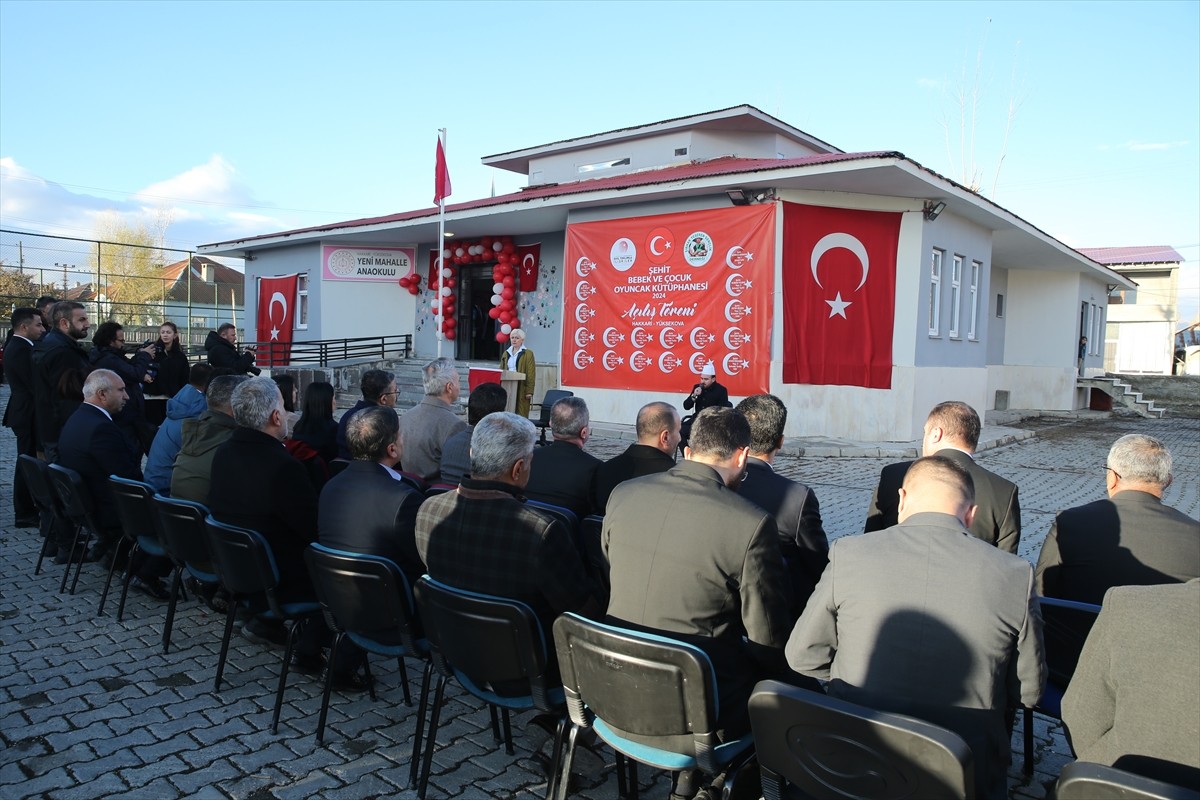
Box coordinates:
[578,515,607,594]
[396,470,429,494]
[151,495,220,656]
[552,613,755,800]
[45,463,100,595]
[412,576,568,800]
[204,516,321,732]
[1056,761,1200,800]
[104,476,169,620]
[17,455,61,576]
[1023,596,1102,775]
[304,543,429,744]
[535,389,574,445]
[425,482,457,497]
[748,679,975,800]
[526,499,580,533]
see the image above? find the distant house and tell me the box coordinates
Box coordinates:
[156,256,246,346]
[1078,246,1183,374]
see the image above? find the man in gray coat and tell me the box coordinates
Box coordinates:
[397,357,468,480]
[788,455,1045,800]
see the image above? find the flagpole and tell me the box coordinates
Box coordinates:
[436,127,446,358]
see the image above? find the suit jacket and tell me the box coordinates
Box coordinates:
[786,512,1046,800]
[1035,490,1200,604]
[318,460,426,586]
[56,402,142,532]
[397,397,468,480]
[209,427,319,600]
[603,459,793,736]
[438,426,472,485]
[2,334,36,434]
[526,440,602,518]
[865,449,1022,553]
[1062,580,1200,784]
[738,457,829,614]
[592,443,675,513]
[32,329,89,445]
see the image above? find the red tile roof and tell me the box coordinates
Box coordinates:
[1077,246,1184,265]
[158,255,245,304]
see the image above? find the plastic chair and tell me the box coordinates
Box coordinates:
[17,455,61,576]
[535,389,574,446]
[204,516,321,732]
[151,495,221,656]
[397,470,429,494]
[578,515,607,593]
[526,499,580,533]
[104,476,169,620]
[412,576,568,800]
[304,544,429,744]
[1023,596,1102,775]
[1056,761,1200,800]
[425,483,457,497]
[45,463,99,595]
[748,679,975,800]
[552,613,755,800]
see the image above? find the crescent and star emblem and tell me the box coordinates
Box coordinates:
[649,236,670,256]
[810,232,869,319]
[268,291,288,340]
[522,253,536,276]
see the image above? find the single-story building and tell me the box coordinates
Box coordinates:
[199,105,1132,441]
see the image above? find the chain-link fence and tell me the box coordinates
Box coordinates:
[0,228,245,351]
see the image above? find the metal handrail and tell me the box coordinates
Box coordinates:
[214,334,412,367]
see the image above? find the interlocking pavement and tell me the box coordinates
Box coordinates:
[1,383,1196,799]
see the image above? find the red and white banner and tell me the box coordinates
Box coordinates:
[256,274,299,367]
[516,243,541,292]
[561,205,774,396]
[781,202,901,389]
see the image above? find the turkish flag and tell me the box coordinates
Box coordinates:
[781,202,900,388]
[516,243,541,291]
[256,274,299,367]
[433,135,452,206]
[429,249,442,285]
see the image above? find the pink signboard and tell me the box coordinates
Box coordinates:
[321,244,417,282]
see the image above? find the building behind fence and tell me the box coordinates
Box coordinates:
[0,228,246,352]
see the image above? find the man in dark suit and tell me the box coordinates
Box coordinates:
[592,401,679,513]
[319,406,425,586]
[865,400,1021,553]
[525,395,601,519]
[788,455,1045,800]
[3,308,46,527]
[1036,434,1199,604]
[335,369,395,461]
[604,407,796,743]
[440,382,507,485]
[735,394,828,615]
[32,301,91,463]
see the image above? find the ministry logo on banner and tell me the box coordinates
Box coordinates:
[781,202,902,389]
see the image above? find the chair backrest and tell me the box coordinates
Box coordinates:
[748,679,974,800]
[525,499,580,531]
[537,389,574,429]
[305,544,420,653]
[578,515,606,589]
[46,463,94,524]
[151,495,215,570]
[108,476,159,546]
[425,483,456,497]
[17,455,58,514]
[1040,596,1103,687]
[552,613,721,766]
[1057,761,1200,800]
[396,470,429,493]
[204,516,279,597]
[413,576,554,709]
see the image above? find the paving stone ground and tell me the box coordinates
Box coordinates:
[1,383,1196,800]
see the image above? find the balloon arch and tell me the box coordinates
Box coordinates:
[398,235,521,343]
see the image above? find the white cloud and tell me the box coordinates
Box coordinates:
[916,77,942,90]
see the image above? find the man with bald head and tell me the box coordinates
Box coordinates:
[592,401,679,512]
[787,455,1045,800]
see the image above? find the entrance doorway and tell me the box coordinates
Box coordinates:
[457,264,502,362]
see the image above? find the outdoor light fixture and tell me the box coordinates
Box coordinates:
[726,189,751,206]
[923,200,947,221]
[443,231,455,238]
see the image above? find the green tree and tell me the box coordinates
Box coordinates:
[0,262,58,316]
[95,211,171,324]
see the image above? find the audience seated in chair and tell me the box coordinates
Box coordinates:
[396,357,468,481]
[591,401,678,514]
[143,363,212,493]
[170,375,248,505]
[525,396,601,519]
[439,381,507,486]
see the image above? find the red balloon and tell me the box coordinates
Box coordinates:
[496,332,509,343]
[500,287,513,300]
[501,275,514,288]
[408,284,419,295]
[398,277,409,287]
[444,330,456,340]
[444,317,457,328]
[510,318,520,330]
[499,311,513,324]
[502,243,515,254]
[481,236,493,247]
[487,307,501,319]
[411,274,421,284]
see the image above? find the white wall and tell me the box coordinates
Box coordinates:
[987,364,1078,410]
[1004,270,1079,367]
[914,213,993,368]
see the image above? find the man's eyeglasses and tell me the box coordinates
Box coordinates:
[1105,466,1121,481]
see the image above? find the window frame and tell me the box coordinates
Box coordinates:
[928,249,943,336]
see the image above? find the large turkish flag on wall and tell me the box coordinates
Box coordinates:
[782,203,900,389]
[256,274,299,367]
[561,204,774,396]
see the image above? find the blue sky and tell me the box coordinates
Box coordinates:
[2,0,1197,321]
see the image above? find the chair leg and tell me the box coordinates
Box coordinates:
[214,600,238,692]
[162,566,183,655]
[1023,706,1034,776]
[97,541,124,617]
[271,618,303,734]
[417,674,448,800]
[410,661,434,789]
[316,632,343,745]
[501,707,514,756]
[396,655,412,707]
[489,704,502,742]
[615,752,629,799]
[115,550,138,622]
[546,715,571,800]
[59,525,83,593]
[363,654,377,702]
[628,760,639,800]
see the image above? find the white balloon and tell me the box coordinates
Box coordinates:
[455,248,464,257]
[492,282,504,294]
[491,294,502,306]
[442,267,452,278]
[440,286,452,296]
[471,245,482,256]
[492,241,503,252]
[442,248,451,258]
[430,298,439,309]
[501,324,512,334]
[435,330,444,340]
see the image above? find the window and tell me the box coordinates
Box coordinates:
[578,157,631,174]
[968,260,981,340]
[949,255,963,338]
[1092,304,1102,353]
[296,273,309,330]
[995,293,1005,318]
[928,249,943,336]
[674,147,689,157]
